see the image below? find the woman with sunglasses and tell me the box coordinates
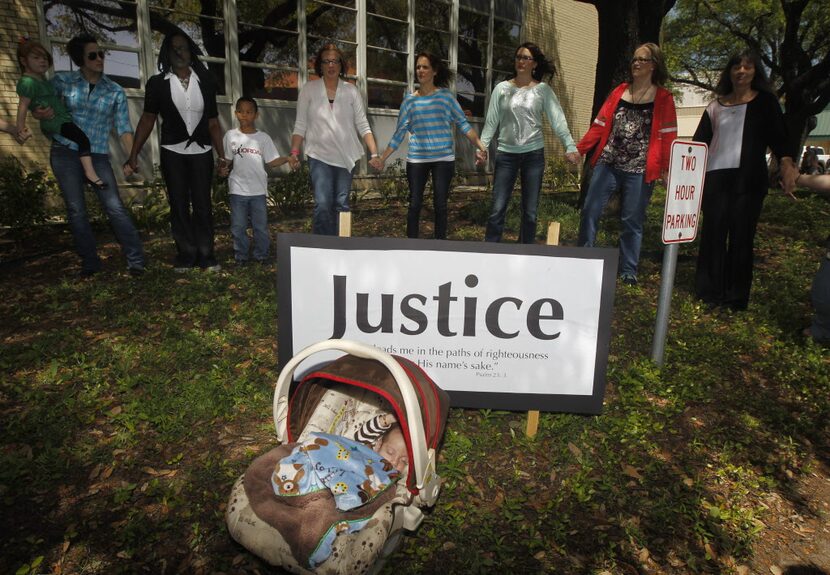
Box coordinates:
[577,43,677,286]
[31,33,145,277]
[479,42,579,243]
[127,29,226,272]
[289,44,379,235]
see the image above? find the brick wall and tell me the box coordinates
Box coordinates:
[0,0,52,168]
[524,1,598,157]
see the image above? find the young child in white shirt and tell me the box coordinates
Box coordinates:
[222,97,290,264]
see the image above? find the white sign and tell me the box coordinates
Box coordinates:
[277,234,618,414]
[662,140,708,244]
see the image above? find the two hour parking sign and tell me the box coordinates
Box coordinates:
[662,140,708,244]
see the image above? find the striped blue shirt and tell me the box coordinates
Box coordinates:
[388,89,472,161]
[51,71,132,155]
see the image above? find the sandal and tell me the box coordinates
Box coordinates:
[85,176,108,191]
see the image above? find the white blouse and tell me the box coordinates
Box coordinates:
[292,79,372,170]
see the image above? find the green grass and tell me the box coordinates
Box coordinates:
[1,186,829,574]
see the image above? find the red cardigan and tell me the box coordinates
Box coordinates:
[577,83,677,183]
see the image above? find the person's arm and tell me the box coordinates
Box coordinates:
[656,90,678,180]
[376,97,411,168]
[577,84,622,157]
[541,84,579,163]
[449,94,487,158]
[127,111,157,172]
[120,133,135,176]
[208,117,227,168]
[266,156,291,168]
[16,95,31,135]
[289,134,303,170]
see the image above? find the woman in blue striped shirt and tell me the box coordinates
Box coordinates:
[375,52,487,239]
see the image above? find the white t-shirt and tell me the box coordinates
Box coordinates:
[223,128,280,196]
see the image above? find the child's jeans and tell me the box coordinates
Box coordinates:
[230,194,270,262]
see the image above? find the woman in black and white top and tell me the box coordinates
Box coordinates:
[127,29,226,271]
[693,50,798,310]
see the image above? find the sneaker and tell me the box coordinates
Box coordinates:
[205,264,222,273]
[621,275,638,286]
[79,269,97,278]
[173,266,191,273]
[128,267,145,277]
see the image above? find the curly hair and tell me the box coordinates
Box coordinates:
[514,42,555,82]
[157,28,212,84]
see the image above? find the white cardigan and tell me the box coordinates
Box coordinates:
[292,78,372,170]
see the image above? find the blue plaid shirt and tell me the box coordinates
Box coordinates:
[51,71,132,155]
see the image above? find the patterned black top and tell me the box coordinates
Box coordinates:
[598,100,654,173]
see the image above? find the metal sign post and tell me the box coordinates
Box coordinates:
[651,141,708,366]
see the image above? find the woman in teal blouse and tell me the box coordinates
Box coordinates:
[479,42,579,243]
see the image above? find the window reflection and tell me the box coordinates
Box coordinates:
[367,0,407,20]
[368,82,406,109]
[367,16,407,52]
[307,2,356,42]
[415,29,450,60]
[367,49,408,82]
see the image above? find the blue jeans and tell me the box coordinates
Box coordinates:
[485,148,546,243]
[308,157,353,236]
[406,160,454,239]
[50,143,144,272]
[578,162,654,278]
[230,194,269,261]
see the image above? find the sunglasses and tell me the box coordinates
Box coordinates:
[631,57,653,64]
[320,59,341,66]
[86,51,106,61]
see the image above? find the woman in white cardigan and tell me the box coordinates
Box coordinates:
[290,44,379,235]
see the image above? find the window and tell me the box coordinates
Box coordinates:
[366,0,408,109]
[457,1,488,117]
[237,0,300,101]
[43,0,142,89]
[39,0,523,114]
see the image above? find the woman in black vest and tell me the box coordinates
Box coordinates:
[127,29,227,271]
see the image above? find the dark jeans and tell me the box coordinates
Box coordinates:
[406,160,454,239]
[485,148,546,243]
[810,255,830,342]
[50,143,144,272]
[160,148,217,268]
[694,170,765,310]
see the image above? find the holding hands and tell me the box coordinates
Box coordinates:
[288,152,301,171]
[475,149,488,166]
[369,155,384,171]
[565,151,581,165]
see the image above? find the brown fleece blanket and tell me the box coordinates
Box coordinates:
[244,444,398,568]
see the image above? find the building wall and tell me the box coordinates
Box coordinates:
[0,0,52,166]
[524,1,598,155]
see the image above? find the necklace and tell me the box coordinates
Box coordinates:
[179,74,190,90]
[630,84,652,104]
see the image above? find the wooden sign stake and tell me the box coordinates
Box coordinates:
[526,221,560,438]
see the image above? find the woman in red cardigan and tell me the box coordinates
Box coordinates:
[577,42,677,286]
